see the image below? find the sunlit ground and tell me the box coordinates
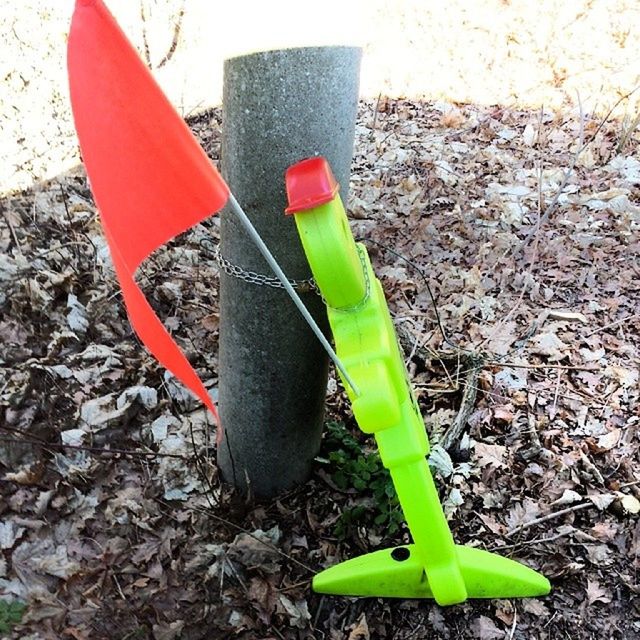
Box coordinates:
[2,0,639,193]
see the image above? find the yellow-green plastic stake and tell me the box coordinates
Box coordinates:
[285,157,550,605]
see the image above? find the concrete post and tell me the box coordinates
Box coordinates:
[218,46,361,497]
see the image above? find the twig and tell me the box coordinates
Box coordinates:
[276,578,312,593]
[371,92,382,134]
[551,370,562,418]
[583,313,640,337]
[589,84,640,149]
[486,361,599,371]
[139,0,152,68]
[508,608,518,640]
[419,370,604,408]
[490,530,571,552]
[396,323,485,449]
[272,627,286,640]
[484,161,544,350]
[0,426,189,460]
[507,502,593,537]
[361,237,472,354]
[111,572,127,601]
[313,596,326,631]
[1,201,23,255]
[440,355,484,452]
[580,451,605,486]
[157,0,185,69]
[158,374,221,511]
[519,93,585,250]
[188,408,221,508]
[401,318,424,366]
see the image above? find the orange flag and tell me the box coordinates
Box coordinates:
[68,0,230,424]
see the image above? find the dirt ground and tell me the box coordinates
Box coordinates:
[1,1,640,639]
[1,96,639,638]
[3,0,640,193]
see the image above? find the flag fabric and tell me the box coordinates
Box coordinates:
[67,0,230,425]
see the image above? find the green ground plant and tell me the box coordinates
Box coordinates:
[323,421,403,538]
[0,600,26,636]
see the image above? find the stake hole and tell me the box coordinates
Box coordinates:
[391,547,410,562]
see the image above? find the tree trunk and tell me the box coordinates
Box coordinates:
[218,46,361,497]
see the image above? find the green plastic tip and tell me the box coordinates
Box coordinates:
[313,546,434,599]
[455,545,551,599]
[313,544,550,604]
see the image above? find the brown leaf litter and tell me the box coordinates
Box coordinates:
[0,98,639,638]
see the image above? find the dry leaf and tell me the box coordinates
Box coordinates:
[348,614,370,640]
[586,579,612,604]
[530,331,568,359]
[0,521,25,550]
[505,498,541,531]
[440,106,466,128]
[152,621,185,640]
[522,123,537,147]
[493,405,515,422]
[585,544,614,566]
[470,615,504,639]
[588,494,616,511]
[277,595,310,629]
[597,428,621,451]
[546,309,588,323]
[474,442,507,469]
[551,489,582,506]
[4,463,45,486]
[619,494,640,515]
[606,366,639,388]
[201,312,219,331]
[590,521,619,541]
[521,598,549,617]
[481,321,518,356]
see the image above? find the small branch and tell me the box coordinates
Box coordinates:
[486,162,544,350]
[580,451,605,486]
[590,84,640,148]
[370,92,382,135]
[490,530,571,552]
[508,609,518,640]
[157,0,185,69]
[507,502,593,537]
[441,357,483,452]
[362,237,472,354]
[487,361,599,371]
[396,323,484,450]
[139,0,152,68]
[519,93,586,251]
[583,313,640,337]
[0,427,189,460]
[276,579,312,593]
[1,201,23,255]
[551,369,562,418]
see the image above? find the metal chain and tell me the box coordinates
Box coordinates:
[200,238,318,294]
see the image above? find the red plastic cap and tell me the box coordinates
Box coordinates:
[285,157,340,214]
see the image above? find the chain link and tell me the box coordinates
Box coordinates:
[200,238,373,307]
[200,238,318,293]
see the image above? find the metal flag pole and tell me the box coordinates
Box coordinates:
[227,194,360,397]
